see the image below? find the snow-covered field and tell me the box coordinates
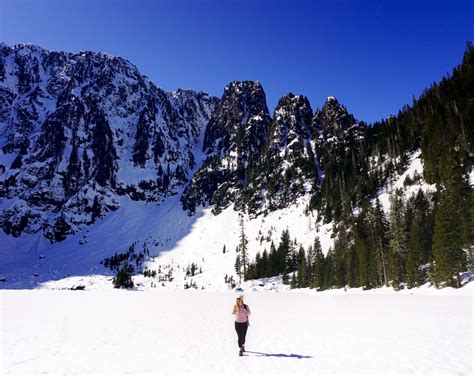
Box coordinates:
[1,287,472,375]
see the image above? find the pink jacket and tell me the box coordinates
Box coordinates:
[234,305,251,323]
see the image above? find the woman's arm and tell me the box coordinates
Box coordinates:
[245,305,251,316]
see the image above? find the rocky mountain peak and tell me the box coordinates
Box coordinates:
[204,80,270,156]
[244,92,319,213]
[0,44,217,241]
[271,93,313,147]
[181,80,272,215]
[313,96,357,133]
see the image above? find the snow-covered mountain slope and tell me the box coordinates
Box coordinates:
[0,148,435,291]
[2,288,472,375]
[0,189,321,290]
[0,44,217,240]
[374,149,437,211]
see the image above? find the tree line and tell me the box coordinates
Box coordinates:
[245,187,472,289]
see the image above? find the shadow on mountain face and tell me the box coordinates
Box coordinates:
[0,193,206,290]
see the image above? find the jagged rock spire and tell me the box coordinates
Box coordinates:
[245,93,320,212]
[181,80,272,214]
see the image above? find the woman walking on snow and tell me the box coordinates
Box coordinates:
[232,295,251,356]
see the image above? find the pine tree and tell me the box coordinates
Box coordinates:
[388,189,409,288]
[268,241,279,277]
[238,216,249,279]
[312,237,325,290]
[406,190,433,287]
[323,248,336,290]
[305,244,314,287]
[278,229,291,275]
[297,245,307,288]
[368,198,390,287]
[261,249,269,277]
[235,254,242,283]
[113,261,134,289]
[432,189,467,287]
[334,233,348,288]
[353,209,374,289]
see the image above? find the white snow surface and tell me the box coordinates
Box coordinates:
[1,287,472,375]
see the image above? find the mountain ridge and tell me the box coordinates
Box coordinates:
[1,42,472,291]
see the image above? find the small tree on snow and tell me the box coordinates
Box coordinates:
[235,254,243,283]
[113,261,134,289]
[238,216,249,278]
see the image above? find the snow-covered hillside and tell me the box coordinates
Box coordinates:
[0,149,446,291]
[374,149,436,212]
[0,189,322,290]
[1,288,472,375]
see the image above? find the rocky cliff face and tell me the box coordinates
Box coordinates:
[0,44,367,241]
[0,44,217,241]
[181,81,272,214]
[313,96,366,167]
[249,93,321,212]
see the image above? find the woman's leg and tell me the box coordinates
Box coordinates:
[241,322,248,348]
[235,322,242,347]
[235,322,246,347]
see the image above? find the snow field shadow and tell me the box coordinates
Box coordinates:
[244,351,313,359]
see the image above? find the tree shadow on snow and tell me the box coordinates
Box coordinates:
[245,351,313,359]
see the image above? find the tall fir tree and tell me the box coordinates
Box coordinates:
[432,188,467,287]
[368,198,390,287]
[388,189,409,288]
[312,237,325,290]
[238,215,249,279]
[406,190,433,287]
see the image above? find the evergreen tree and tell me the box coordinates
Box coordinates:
[406,190,433,287]
[261,248,269,277]
[368,198,390,287]
[235,254,243,283]
[312,237,325,290]
[323,248,336,290]
[113,261,134,289]
[238,216,249,279]
[333,230,348,288]
[278,229,291,275]
[432,188,467,287]
[388,189,409,288]
[305,244,314,287]
[296,245,307,288]
[268,241,279,277]
[354,208,375,289]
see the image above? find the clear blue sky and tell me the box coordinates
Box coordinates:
[1,0,473,123]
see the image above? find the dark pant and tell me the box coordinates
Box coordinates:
[235,321,248,348]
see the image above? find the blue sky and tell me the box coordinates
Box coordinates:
[1,0,472,123]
